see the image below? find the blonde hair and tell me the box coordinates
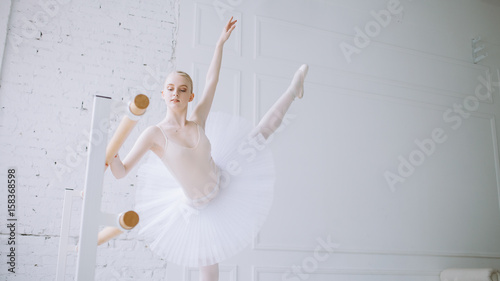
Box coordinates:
[164,71,194,93]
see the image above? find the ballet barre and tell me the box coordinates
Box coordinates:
[56,94,149,281]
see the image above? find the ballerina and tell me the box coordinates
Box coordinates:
[105,16,308,281]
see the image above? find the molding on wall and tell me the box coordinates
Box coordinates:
[252,240,500,259]
[253,266,440,280]
[253,72,497,123]
[252,73,500,259]
[194,2,242,56]
[254,15,492,103]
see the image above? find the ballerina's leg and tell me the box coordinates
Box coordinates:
[199,263,219,281]
[250,64,308,140]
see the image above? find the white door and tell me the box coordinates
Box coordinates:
[170,0,500,280]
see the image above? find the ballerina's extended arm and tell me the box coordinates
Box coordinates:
[190,16,237,128]
[98,126,158,245]
[108,126,158,179]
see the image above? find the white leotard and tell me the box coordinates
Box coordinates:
[156,123,220,206]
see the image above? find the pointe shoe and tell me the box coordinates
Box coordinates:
[293,64,309,99]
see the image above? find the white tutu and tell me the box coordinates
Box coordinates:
[135,112,275,267]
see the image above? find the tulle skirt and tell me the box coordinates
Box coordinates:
[135,112,275,267]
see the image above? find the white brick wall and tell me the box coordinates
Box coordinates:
[0,0,180,279]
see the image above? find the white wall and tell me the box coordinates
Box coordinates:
[0,0,12,77]
[1,0,500,280]
[172,1,500,280]
[0,0,179,280]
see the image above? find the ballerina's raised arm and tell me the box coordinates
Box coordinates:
[189,16,237,128]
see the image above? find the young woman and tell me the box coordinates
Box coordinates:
[107,17,308,280]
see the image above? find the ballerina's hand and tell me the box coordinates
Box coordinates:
[218,16,237,44]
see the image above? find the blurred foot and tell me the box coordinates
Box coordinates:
[288,64,309,99]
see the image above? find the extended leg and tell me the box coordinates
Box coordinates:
[250,64,308,139]
[199,263,219,281]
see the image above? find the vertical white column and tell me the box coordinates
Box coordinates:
[75,95,111,280]
[55,189,80,281]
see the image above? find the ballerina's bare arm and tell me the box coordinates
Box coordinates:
[109,126,158,179]
[190,17,237,128]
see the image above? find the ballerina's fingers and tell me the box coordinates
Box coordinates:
[226,16,237,31]
[220,17,237,43]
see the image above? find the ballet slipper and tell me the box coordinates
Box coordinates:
[289,64,309,99]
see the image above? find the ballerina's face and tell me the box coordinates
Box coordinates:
[162,73,194,110]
